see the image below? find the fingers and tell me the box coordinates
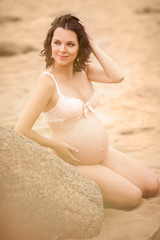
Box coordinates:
[69,145,79,153]
[78,19,86,31]
[68,146,81,162]
[63,142,78,153]
[57,151,80,165]
[59,151,80,166]
[56,142,81,165]
[67,148,80,164]
[78,20,92,44]
[69,153,80,164]
[64,146,80,165]
[78,18,84,24]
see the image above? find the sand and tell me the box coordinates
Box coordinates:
[0,0,160,239]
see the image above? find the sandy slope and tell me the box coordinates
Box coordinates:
[0,0,160,239]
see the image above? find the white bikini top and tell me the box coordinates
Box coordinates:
[41,72,100,122]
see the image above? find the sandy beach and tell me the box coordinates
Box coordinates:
[0,0,160,239]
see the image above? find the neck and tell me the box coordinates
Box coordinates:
[51,63,75,81]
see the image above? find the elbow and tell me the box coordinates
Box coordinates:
[108,73,125,84]
[14,126,24,136]
[14,125,28,137]
[14,125,20,133]
[118,72,125,82]
[115,73,125,83]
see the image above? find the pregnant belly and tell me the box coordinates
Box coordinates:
[50,114,109,165]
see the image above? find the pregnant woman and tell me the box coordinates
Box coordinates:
[14,14,159,209]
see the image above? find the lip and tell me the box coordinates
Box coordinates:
[58,55,69,59]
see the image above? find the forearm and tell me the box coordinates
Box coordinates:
[14,127,80,164]
[14,127,57,150]
[90,40,124,82]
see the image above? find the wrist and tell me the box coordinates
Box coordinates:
[88,36,94,47]
[48,138,59,151]
[89,40,99,55]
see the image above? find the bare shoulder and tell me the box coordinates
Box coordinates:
[35,72,58,95]
[37,72,56,88]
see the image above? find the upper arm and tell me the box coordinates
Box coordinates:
[85,63,124,83]
[85,63,111,83]
[14,75,54,133]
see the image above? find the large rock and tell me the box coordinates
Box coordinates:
[0,126,104,240]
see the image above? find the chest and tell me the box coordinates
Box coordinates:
[60,81,93,102]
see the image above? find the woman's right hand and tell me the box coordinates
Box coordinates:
[53,141,80,166]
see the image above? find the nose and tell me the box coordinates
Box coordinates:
[59,44,66,52]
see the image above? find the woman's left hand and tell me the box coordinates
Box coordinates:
[78,19,93,45]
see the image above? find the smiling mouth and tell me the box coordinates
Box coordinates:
[58,55,68,59]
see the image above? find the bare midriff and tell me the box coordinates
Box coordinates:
[48,111,109,165]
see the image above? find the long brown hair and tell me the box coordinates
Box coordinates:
[40,14,92,72]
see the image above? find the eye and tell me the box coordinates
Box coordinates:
[68,42,75,47]
[54,41,61,45]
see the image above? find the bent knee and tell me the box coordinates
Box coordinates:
[122,187,142,209]
[107,187,143,210]
[143,175,160,198]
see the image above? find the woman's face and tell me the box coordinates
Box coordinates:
[51,27,79,67]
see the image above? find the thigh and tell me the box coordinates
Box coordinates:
[75,164,142,209]
[102,146,159,197]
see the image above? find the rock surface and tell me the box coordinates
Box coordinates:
[0,126,104,240]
